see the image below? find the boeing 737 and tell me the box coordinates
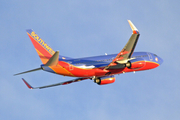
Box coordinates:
[14,20,163,89]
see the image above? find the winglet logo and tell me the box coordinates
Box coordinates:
[30,31,55,55]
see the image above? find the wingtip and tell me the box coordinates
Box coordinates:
[22,78,33,89]
[127,20,139,34]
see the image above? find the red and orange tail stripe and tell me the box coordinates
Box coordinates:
[26,29,55,64]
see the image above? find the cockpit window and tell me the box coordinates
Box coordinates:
[154,54,157,57]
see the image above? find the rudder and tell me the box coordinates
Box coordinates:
[26,29,55,64]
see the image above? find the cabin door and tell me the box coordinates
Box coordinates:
[69,64,74,70]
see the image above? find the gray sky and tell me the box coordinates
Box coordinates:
[0,0,180,120]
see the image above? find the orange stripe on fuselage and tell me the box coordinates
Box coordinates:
[49,62,75,77]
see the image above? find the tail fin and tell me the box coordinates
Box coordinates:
[26,29,55,64]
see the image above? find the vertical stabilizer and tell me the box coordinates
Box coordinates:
[26,29,55,64]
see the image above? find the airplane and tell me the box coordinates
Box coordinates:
[14,20,163,89]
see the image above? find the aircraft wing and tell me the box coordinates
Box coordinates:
[22,77,89,89]
[105,20,140,69]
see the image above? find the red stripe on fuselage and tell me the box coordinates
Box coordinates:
[54,61,159,77]
[56,61,108,77]
[122,61,159,73]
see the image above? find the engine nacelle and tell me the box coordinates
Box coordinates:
[127,58,146,69]
[95,76,115,85]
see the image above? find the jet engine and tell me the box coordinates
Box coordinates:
[94,76,115,85]
[126,58,146,69]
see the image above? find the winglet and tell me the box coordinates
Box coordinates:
[128,20,139,34]
[22,78,34,89]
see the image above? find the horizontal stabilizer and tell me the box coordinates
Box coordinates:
[22,77,89,89]
[14,68,42,76]
[14,51,59,76]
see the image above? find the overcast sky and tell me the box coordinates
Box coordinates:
[0,0,180,120]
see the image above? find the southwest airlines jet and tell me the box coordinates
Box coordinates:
[14,20,163,89]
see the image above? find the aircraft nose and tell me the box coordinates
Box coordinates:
[157,56,163,65]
